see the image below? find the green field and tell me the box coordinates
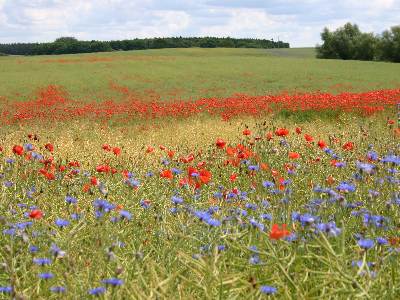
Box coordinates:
[1,48,400,103]
[0,48,399,299]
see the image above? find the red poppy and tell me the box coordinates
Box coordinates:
[243,129,251,136]
[96,165,111,173]
[90,176,98,185]
[387,119,395,125]
[146,146,154,153]
[295,127,302,134]
[160,169,173,179]
[269,224,291,240]
[230,173,238,182]
[167,150,175,159]
[0,146,3,152]
[29,209,43,220]
[304,134,314,142]
[199,169,212,184]
[216,138,226,149]
[102,144,111,151]
[275,128,289,136]
[12,145,24,156]
[59,165,66,172]
[288,152,300,159]
[266,132,273,141]
[45,143,54,152]
[159,145,166,150]
[113,147,121,156]
[342,142,354,151]
[317,140,327,149]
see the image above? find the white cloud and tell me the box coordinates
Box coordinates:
[0,0,399,46]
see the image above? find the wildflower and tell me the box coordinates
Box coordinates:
[377,237,388,245]
[171,196,184,205]
[102,278,124,286]
[275,128,289,136]
[160,169,173,179]
[0,286,12,293]
[243,129,251,136]
[120,210,132,220]
[342,141,354,151]
[269,224,291,240]
[12,145,24,156]
[288,152,300,159]
[33,258,52,266]
[216,138,226,149]
[50,243,66,258]
[260,285,277,295]
[358,239,374,250]
[337,182,356,192]
[88,287,106,296]
[29,209,43,219]
[65,195,77,205]
[55,219,70,228]
[304,134,314,142]
[24,143,34,151]
[39,272,54,280]
[356,162,375,174]
[295,127,302,134]
[50,286,66,293]
[112,147,121,156]
[102,144,111,151]
[317,140,327,149]
[140,199,151,209]
[45,143,54,152]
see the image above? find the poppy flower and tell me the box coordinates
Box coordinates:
[160,169,173,179]
[275,128,289,136]
[102,144,111,151]
[199,169,212,184]
[96,165,110,173]
[342,142,354,151]
[113,147,121,156]
[230,173,238,182]
[288,152,300,159]
[0,146,3,152]
[159,145,166,150]
[387,119,395,125]
[295,127,302,134]
[29,209,43,219]
[45,143,54,152]
[146,146,154,153]
[269,224,291,240]
[304,134,313,142]
[12,145,24,156]
[266,132,273,140]
[317,140,327,149]
[243,129,251,136]
[167,150,175,158]
[216,138,226,149]
[90,177,98,186]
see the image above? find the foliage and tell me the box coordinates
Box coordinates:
[316,23,399,62]
[0,37,289,56]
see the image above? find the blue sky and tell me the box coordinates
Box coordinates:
[0,0,399,47]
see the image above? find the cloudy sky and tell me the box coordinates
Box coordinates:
[0,0,399,47]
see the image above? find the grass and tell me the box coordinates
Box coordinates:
[0,48,399,103]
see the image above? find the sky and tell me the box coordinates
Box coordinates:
[0,0,399,47]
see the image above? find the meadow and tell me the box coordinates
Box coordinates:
[0,48,399,299]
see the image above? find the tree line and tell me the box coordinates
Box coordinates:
[317,23,400,62]
[0,37,289,56]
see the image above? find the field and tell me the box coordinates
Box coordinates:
[0,48,399,299]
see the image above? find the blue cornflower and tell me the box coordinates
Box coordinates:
[65,195,77,205]
[249,254,261,265]
[245,203,257,210]
[24,143,34,151]
[50,243,66,258]
[299,213,316,226]
[358,239,374,250]
[356,162,375,174]
[102,278,124,286]
[205,218,221,227]
[260,213,272,221]
[316,222,341,237]
[367,151,378,161]
[337,182,356,192]
[377,237,388,245]
[3,181,13,188]
[5,158,15,164]
[0,286,12,293]
[33,258,52,266]
[31,152,43,160]
[119,210,132,220]
[39,272,54,280]
[29,245,39,253]
[93,199,115,212]
[55,219,70,228]
[71,213,81,220]
[171,168,182,175]
[262,181,275,188]
[381,155,400,165]
[249,218,265,231]
[248,165,259,171]
[171,196,184,205]
[260,285,277,295]
[140,199,151,209]
[88,287,106,295]
[50,286,66,293]
[217,245,226,251]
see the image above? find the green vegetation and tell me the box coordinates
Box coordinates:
[0,36,289,56]
[0,48,399,103]
[317,23,400,62]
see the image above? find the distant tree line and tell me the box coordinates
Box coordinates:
[0,36,289,56]
[317,23,400,62]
